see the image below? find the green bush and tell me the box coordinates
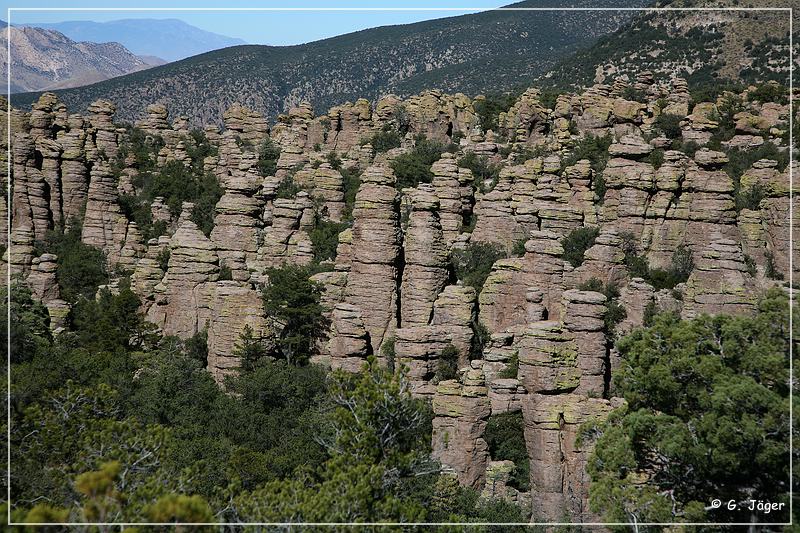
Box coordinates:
[450,242,507,293]
[435,344,460,382]
[183,329,208,368]
[484,412,530,491]
[561,227,600,268]
[593,173,607,204]
[341,166,362,223]
[115,126,164,172]
[156,248,171,271]
[275,174,302,199]
[622,86,647,103]
[457,151,503,192]
[725,144,787,213]
[361,126,402,153]
[470,320,490,361]
[765,251,783,280]
[564,135,613,172]
[576,277,607,295]
[473,92,519,132]
[576,278,626,334]
[642,301,658,327]
[688,83,744,109]
[725,142,788,181]
[391,135,447,189]
[539,89,561,111]
[496,353,519,379]
[652,113,683,139]
[511,237,527,257]
[188,171,224,236]
[392,104,411,135]
[380,336,396,372]
[645,148,665,169]
[310,218,348,263]
[235,325,269,371]
[218,262,233,281]
[743,254,757,277]
[123,159,223,237]
[186,129,218,166]
[325,151,343,171]
[669,245,694,283]
[5,283,52,364]
[462,213,477,234]
[71,278,156,351]
[257,138,281,177]
[707,95,744,146]
[747,83,788,105]
[33,220,108,304]
[262,265,330,365]
[118,193,161,240]
[510,145,549,164]
[621,234,694,290]
[674,140,700,157]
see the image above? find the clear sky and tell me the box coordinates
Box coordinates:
[6,1,505,46]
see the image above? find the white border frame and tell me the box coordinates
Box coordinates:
[4,5,794,528]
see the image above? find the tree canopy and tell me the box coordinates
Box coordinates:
[585,289,791,526]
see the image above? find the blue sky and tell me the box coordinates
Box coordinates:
[7,1,503,45]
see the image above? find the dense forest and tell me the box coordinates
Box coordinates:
[3,275,792,525]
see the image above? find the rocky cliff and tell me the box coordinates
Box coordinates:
[9,0,651,125]
[4,75,794,521]
[2,25,159,93]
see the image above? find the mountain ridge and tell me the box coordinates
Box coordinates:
[538,1,793,90]
[1,24,160,93]
[19,18,247,62]
[10,0,650,125]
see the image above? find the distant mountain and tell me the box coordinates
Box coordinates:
[1,25,159,93]
[25,18,247,62]
[539,0,794,89]
[10,0,650,125]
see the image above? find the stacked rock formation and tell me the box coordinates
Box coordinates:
[342,164,401,358]
[432,363,491,488]
[7,78,794,523]
[399,185,449,328]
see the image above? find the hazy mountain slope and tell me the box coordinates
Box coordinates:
[539,0,794,89]
[1,25,156,93]
[11,0,649,125]
[27,18,247,61]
